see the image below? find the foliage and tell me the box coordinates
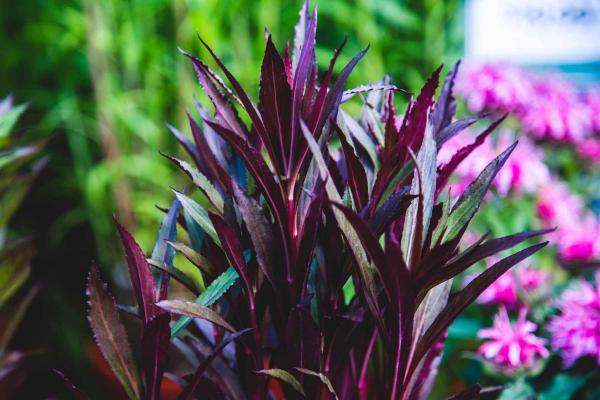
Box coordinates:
[74,3,550,398]
[0,96,45,397]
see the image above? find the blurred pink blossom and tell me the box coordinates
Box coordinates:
[456,63,532,113]
[517,264,548,293]
[457,63,596,143]
[522,77,591,143]
[464,256,517,308]
[555,215,600,261]
[536,180,583,226]
[584,89,600,133]
[536,181,600,261]
[478,307,549,371]
[438,129,549,196]
[548,273,600,367]
[477,269,518,308]
[576,138,600,165]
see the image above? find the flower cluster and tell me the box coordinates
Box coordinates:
[478,307,549,372]
[465,259,548,309]
[536,180,600,261]
[456,63,600,144]
[438,128,549,196]
[548,273,600,367]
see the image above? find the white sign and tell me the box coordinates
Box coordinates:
[465,0,600,65]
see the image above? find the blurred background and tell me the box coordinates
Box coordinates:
[1,0,599,398]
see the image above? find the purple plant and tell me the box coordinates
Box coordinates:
[79,3,549,399]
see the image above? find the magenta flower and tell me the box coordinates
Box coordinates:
[584,89,600,133]
[521,76,591,143]
[576,138,600,165]
[438,128,549,197]
[548,273,600,367]
[536,180,583,226]
[517,264,548,294]
[557,215,600,261]
[477,268,518,308]
[536,181,600,261]
[456,63,532,113]
[478,307,549,371]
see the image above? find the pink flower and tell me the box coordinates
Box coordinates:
[477,269,518,308]
[494,131,550,196]
[555,215,600,261]
[456,63,532,113]
[536,181,600,261]
[521,76,592,143]
[576,138,600,165]
[548,272,600,367]
[517,264,548,293]
[584,89,600,133]
[438,128,549,196]
[478,307,549,371]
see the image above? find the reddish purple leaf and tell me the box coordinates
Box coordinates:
[115,218,158,325]
[142,313,171,400]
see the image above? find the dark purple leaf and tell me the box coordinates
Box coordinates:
[178,329,252,400]
[431,61,460,136]
[87,263,142,400]
[259,35,292,172]
[337,124,368,210]
[436,114,507,196]
[115,218,158,325]
[142,313,171,400]
[414,241,548,370]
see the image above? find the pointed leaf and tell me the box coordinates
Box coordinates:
[141,313,170,400]
[415,242,548,369]
[431,61,460,136]
[171,266,239,337]
[292,0,310,71]
[232,183,275,285]
[257,369,306,397]
[436,114,507,195]
[444,142,517,241]
[177,329,252,400]
[115,218,158,325]
[295,368,339,400]
[87,264,142,400]
[151,199,180,301]
[173,190,220,245]
[164,154,224,213]
[157,299,234,332]
[166,241,215,275]
[300,121,384,331]
[259,35,292,171]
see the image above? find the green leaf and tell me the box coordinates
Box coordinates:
[498,379,535,400]
[295,368,339,400]
[540,374,588,400]
[166,155,224,213]
[257,369,306,397]
[0,103,27,138]
[166,241,215,275]
[444,142,517,241]
[174,190,220,245]
[171,266,239,337]
[156,299,234,332]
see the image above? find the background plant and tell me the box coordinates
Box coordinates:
[0,96,45,397]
